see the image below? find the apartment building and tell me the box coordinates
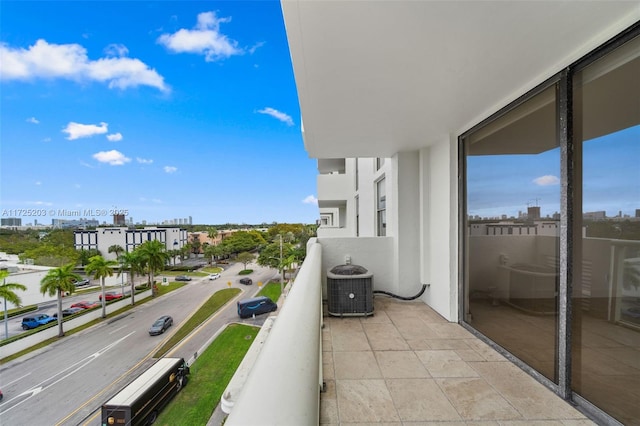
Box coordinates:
[74,227,188,260]
[226,3,639,425]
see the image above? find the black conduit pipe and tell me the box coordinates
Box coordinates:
[373,284,428,301]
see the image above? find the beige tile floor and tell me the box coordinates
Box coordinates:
[321,298,596,425]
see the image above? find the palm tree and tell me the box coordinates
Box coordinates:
[118,251,143,306]
[0,269,27,339]
[137,240,169,297]
[85,255,118,318]
[108,244,125,260]
[203,244,218,265]
[40,263,81,337]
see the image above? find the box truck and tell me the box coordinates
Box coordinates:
[101,357,190,426]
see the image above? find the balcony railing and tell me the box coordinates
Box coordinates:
[225,239,323,426]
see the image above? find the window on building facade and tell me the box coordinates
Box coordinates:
[462,26,639,425]
[376,157,385,170]
[376,178,386,236]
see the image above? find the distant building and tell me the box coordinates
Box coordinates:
[527,206,541,220]
[1,217,21,226]
[113,214,126,226]
[52,218,100,229]
[584,211,606,220]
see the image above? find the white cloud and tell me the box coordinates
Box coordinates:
[26,117,39,124]
[93,150,131,166]
[141,197,163,204]
[0,39,169,92]
[104,43,129,57]
[106,132,123,142]
[157,11,242,62]
[35,181,42,185]
[137,157,153,164]
[302,195,318,205]
[164,166,178,173]
[63,121,108,140]
[248,41,265,54]
[533,175,560,186]
[257,107,294,126]
[28,200,53,206]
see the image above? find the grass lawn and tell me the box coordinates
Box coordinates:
[153,288,240,358]
[257,282,283,302]
[155,323,259,426]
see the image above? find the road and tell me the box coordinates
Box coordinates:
[3,281,135,339]
[0,264,277,426]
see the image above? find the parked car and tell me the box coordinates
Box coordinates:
[99,291,124,301]
[149,315,173,336]
[73,279,91,287]
[239,278,253,285]
[175,275,192,281]
[208,273,221,280]
[21,314,57,330]
[53,307,84,318]
[70,300,100,309]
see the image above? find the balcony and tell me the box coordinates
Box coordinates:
[223,238,594,425]
[317,173,351,209]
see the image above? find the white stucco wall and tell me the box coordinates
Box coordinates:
[393,151,422,299]
[417,136,458,321]
[317,237,393,298]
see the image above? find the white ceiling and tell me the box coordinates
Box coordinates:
[281,1,640,159]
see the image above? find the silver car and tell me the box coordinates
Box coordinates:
[149,315,173,336]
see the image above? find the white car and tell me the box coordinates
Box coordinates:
[208,273,221,280]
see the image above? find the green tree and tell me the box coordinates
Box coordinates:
[203,244,220,265]
[118,251,143,306]
[207,227,218,242]
[108,244,125,259]
[85,255,118,318]
[180,244,192,260]
[137,240,169,296]
[20,244,80,267]
[1,270,27,339]
[191,239,202,255]
[236,252,254,271]
[40,263,82,337]
[78,248,101,266]
[219,231,261,255]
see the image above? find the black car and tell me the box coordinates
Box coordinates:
[149,315,173,336]
[53,307,84,318]
[175,275,192,281]
[239,278,253,285]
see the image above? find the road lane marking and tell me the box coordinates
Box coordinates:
[0,331,135,415]
[2,372,31,387]
[66,329,178,426]
[109,324,128,335]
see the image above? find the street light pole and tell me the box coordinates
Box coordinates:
[279,234,284,296]
[3,278,8,339]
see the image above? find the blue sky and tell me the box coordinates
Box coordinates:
[468,125,640,219]
[1,1,319,226]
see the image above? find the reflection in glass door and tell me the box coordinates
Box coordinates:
[463,84,560,383]
[572,33,640,425]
